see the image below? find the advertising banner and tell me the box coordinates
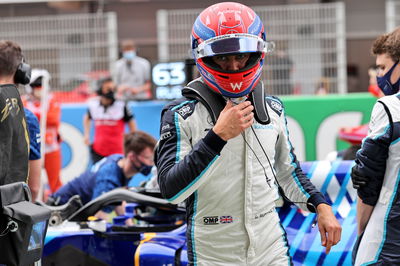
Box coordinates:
[59,93,376,183]
[282,93,376,162]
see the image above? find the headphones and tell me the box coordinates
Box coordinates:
[14,61,32,85]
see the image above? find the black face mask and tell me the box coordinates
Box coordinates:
[138,164,153,176]
[133,158,153,176]
[102,91,115,101]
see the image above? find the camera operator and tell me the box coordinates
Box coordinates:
[0,40,31,186]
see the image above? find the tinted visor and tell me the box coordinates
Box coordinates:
[193,34,274,59]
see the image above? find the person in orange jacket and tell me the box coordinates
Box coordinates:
[23,69,62,193]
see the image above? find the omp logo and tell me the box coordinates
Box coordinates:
[230,82,243,91]
[271,101,282,112]
[203,215,233,225]
[178,105,191,116]
[203,216,219,225]
[1,98,20,122]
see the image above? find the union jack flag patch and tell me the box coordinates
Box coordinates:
[219,216,233,224]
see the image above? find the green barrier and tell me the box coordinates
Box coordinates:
[279,93,376,161]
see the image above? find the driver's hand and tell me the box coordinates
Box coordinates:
[316,204,342,254]
[213,100,254,141]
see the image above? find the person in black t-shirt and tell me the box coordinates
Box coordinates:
[0,40,31,186]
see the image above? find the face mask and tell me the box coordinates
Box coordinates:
[133,156,153,176]
[123,51,136,61]
[102,91,115,102]
[138,164,153,176]
[377,61,400,95]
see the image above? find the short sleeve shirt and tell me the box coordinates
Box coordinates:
[24,108,41,160]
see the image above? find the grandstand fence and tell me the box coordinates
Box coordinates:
[386,0,400,32]
[0,12,118,102]
[157,2,347,95]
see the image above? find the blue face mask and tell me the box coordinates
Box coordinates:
[133,157,153,176]
[123,51,136,61]
[377,61,400,95]
[138,163,153,176]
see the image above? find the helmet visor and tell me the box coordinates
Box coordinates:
[193,33,274,60]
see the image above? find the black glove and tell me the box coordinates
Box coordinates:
[351,166,369,189]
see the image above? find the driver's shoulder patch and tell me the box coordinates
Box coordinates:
[171,99,197,120]
[266,96,283,116]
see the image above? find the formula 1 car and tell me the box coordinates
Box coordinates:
[42,160,357,266]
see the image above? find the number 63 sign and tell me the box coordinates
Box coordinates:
[152,62,186,100]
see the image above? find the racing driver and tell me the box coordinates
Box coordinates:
[155,2,341,265]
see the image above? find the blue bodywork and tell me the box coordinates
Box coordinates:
[43,160,357,266]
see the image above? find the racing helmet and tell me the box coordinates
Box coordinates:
[191,2,274,98]
[26,69,51,93]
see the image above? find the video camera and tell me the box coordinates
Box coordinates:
[0,182,51,266]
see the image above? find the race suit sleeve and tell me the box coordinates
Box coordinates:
[274,98,328,212]
[353,101,392,206]
[156,100,226,204]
